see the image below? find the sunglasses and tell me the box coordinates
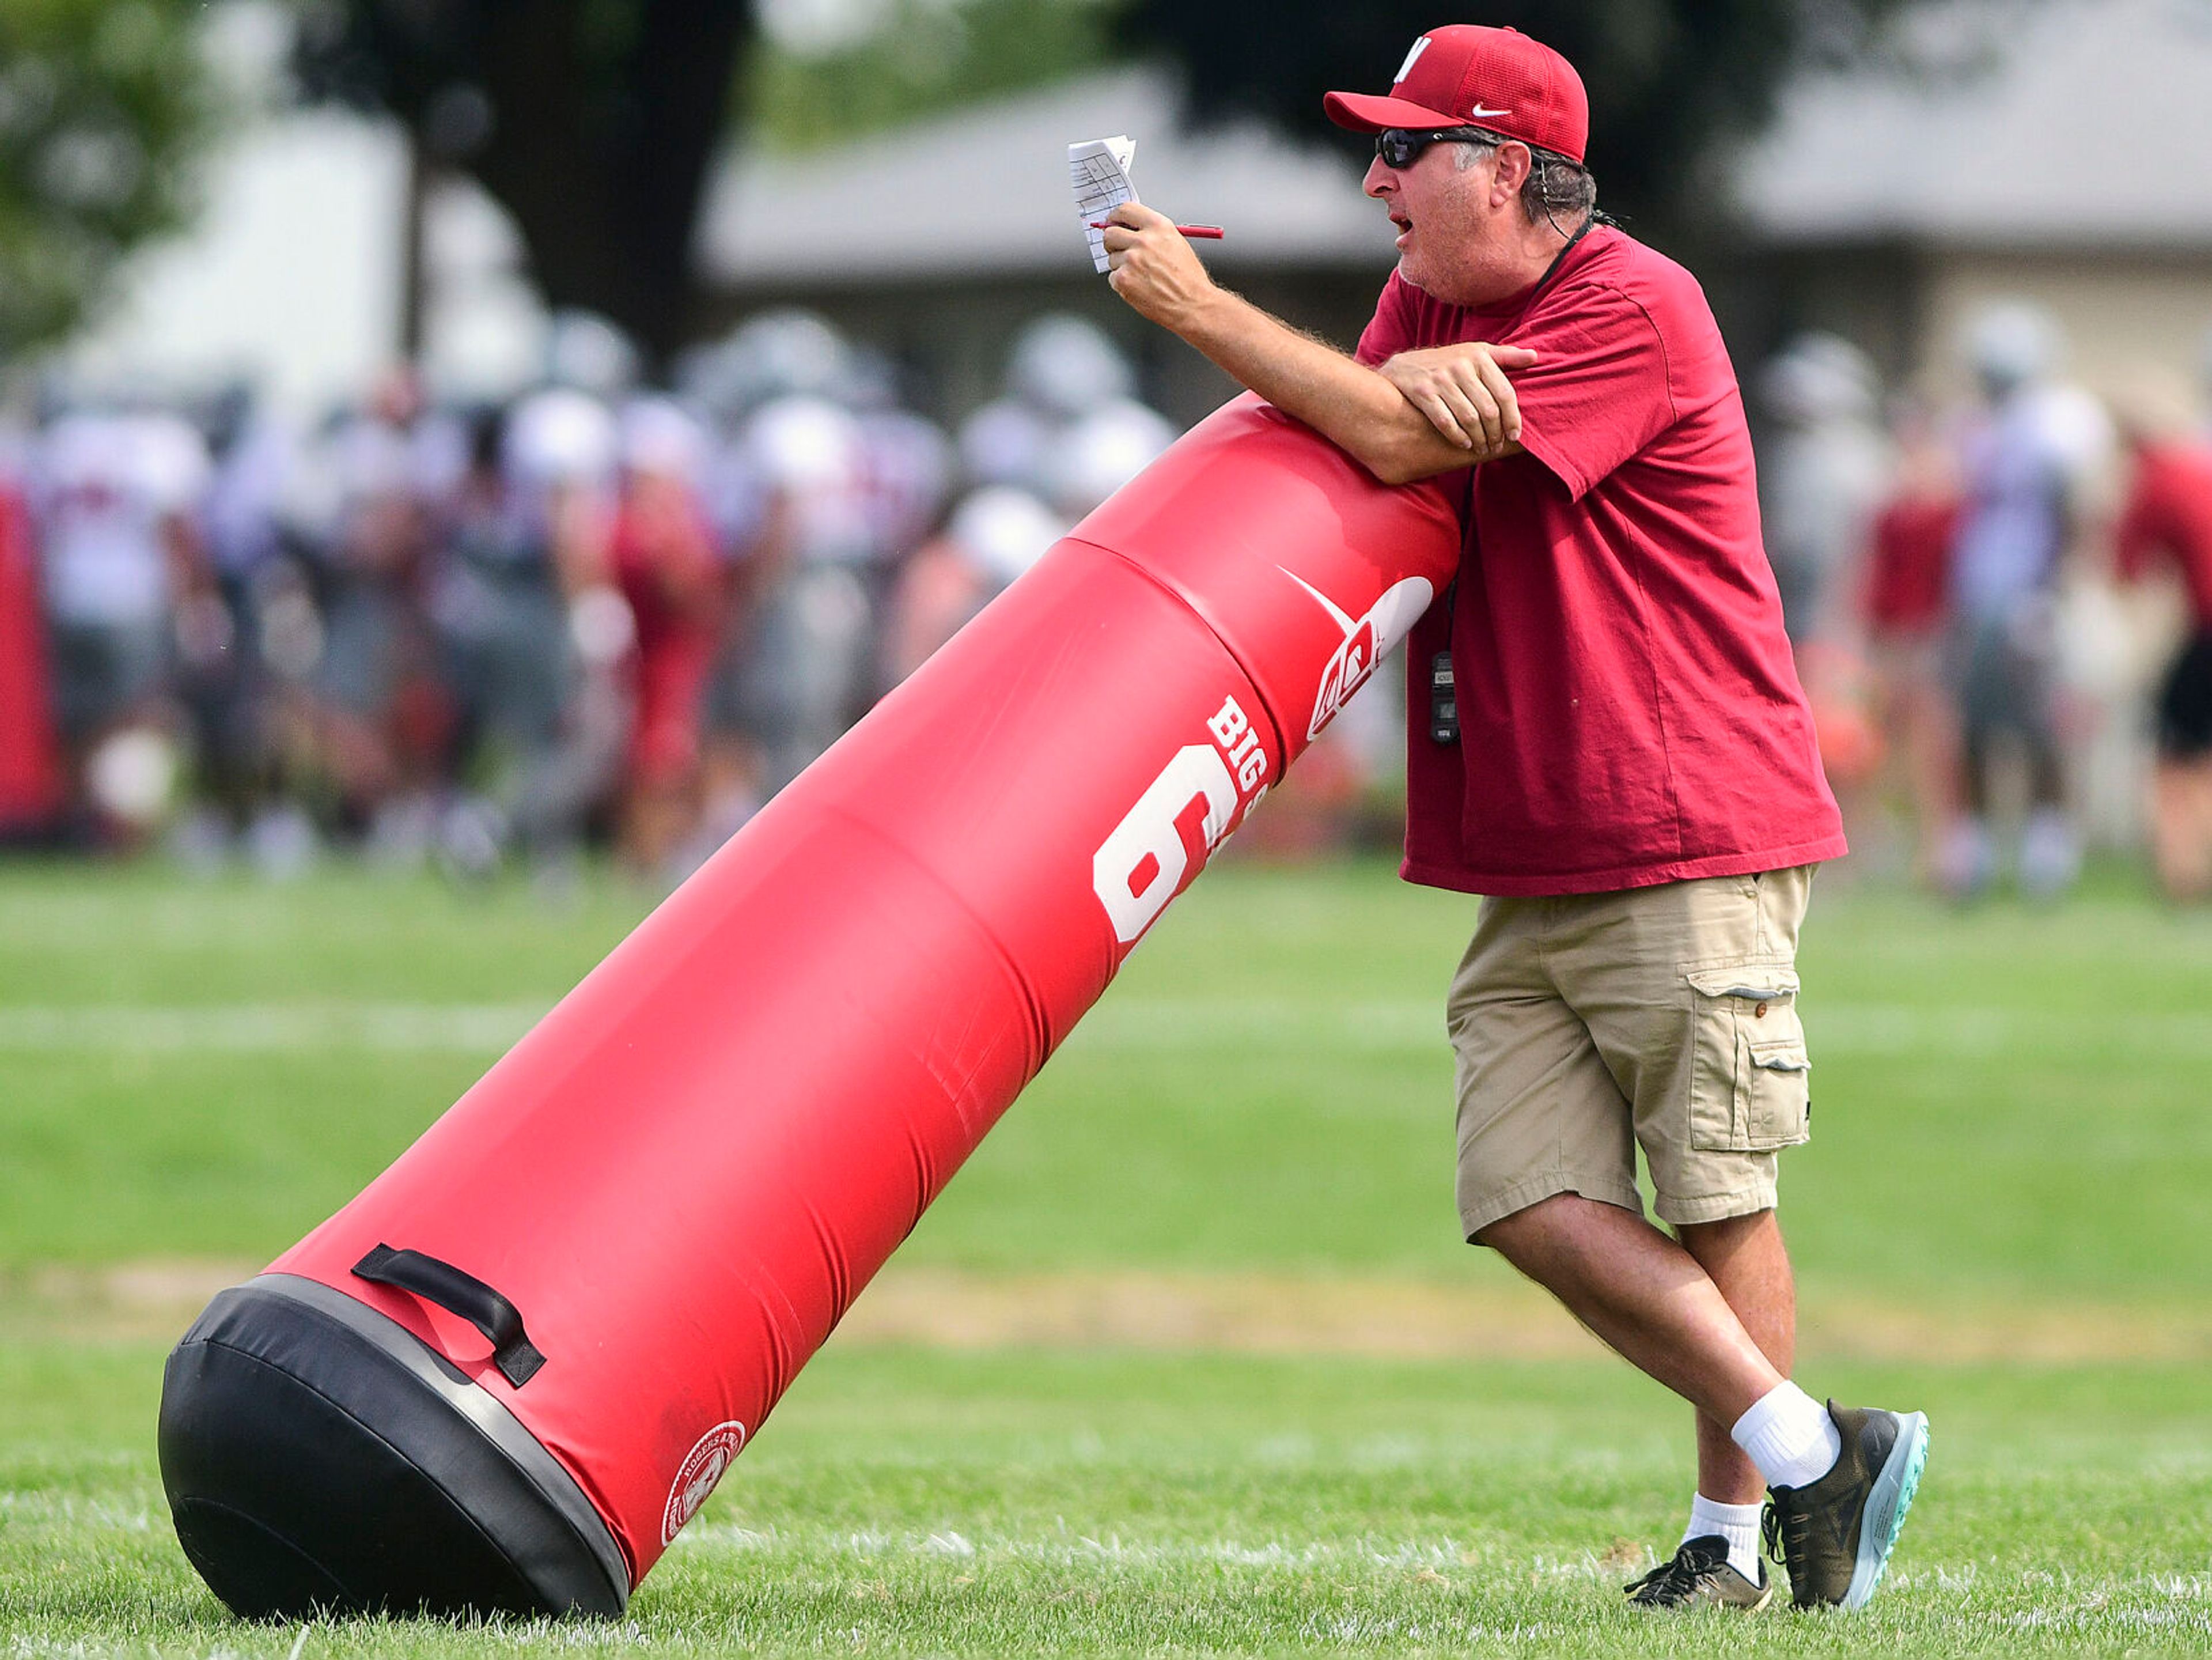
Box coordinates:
[1374,126,1503,169]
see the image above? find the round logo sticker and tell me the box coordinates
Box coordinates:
[662,1420,747,1545]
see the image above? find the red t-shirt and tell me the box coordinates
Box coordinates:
[1358,227,1845,896]
[1864,494,1959,633]
[2115,440,2212,631]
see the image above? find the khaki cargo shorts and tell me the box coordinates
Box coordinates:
[1447,867,1817,1241]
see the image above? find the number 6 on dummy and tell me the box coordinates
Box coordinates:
[1092,697,1258,946]
[157,395,1462,1618]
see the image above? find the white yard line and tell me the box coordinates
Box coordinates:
[1075,999,2212,1057]
[0,1002,550,1052]
[5,996,2208,1058]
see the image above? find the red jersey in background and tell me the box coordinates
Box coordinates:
[2116,440,2212,630]
[611,482,721,786]
[1864,495,1959,635]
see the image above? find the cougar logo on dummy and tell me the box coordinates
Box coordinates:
[1286,572,1435,740]
[662,1421,747,1545]
[1092,693,1270,947]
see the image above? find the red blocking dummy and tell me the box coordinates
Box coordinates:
[157,396,1463,1618]
[0,486,65,833]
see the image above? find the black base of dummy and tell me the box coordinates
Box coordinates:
[158,1275,629,1620]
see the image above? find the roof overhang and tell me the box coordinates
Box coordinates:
[696,66,1396,288]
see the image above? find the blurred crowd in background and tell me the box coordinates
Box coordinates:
[6,296,2212,905]
[0,308,1179,888]
[1762,305,2212,906]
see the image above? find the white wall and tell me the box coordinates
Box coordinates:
[63,0,552,419]
[1926,252,2212,403]
[68,107,410,419]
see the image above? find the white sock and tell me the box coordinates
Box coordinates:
[1683,1494,1764,1582]
[1731,1380,1842,1490]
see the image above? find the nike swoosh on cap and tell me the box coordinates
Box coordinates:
[1465,104,1511,118]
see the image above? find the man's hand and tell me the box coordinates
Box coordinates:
[1378,343,1540,456]
[1092,216,1524,486]
[1099,203,1217,332]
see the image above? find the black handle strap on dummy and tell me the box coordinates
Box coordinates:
[353,1243,547,1386]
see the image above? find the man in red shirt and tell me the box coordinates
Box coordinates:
[1860,410,1963,886]
[2113,404,2212,901]
[1098,22,1927,1613]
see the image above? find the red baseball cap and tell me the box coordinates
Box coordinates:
[1324,25,1589,166]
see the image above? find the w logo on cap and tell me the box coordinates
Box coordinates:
[1393,36,1431,85]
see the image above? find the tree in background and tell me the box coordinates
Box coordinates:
[295,0,753,365]
[0,0,214,361]
[748,0,1123,152]
[1117,0,1899,245]
[295,0,1122,364]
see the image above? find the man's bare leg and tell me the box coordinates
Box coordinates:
[1479,1193,1782,1425]
[1677,1210,1796,1505]
[2152,759,2212,902]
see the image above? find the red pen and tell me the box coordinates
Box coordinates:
[1090,221,1225,239]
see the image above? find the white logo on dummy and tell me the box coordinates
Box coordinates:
[1393,36,1432,84]
[662,1420,747,1545]
[1284,571,1436,740]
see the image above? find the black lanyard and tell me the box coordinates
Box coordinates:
[1528,211,1605,304]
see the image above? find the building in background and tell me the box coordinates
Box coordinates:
[702,0,2212,423]
[1736,0,2212,398]
[696,66,1391,425]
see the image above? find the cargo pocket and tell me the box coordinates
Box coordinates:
[1685,964,1812,1152]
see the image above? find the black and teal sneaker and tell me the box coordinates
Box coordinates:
[1764,1401,1930,1610]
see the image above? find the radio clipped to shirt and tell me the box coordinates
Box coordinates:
[1429,651,1458,745]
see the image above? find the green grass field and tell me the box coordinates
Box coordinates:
[2,856,2209,1655]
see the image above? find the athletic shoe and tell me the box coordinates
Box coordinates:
[1763,1401,1931,1610]
[1938,816,1995,903]
[1623,1534,1773,1610]
[2020,807,2082,903]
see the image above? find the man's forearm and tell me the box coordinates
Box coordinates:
[1098,201,1512,481]
[1166,288,1478,486]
